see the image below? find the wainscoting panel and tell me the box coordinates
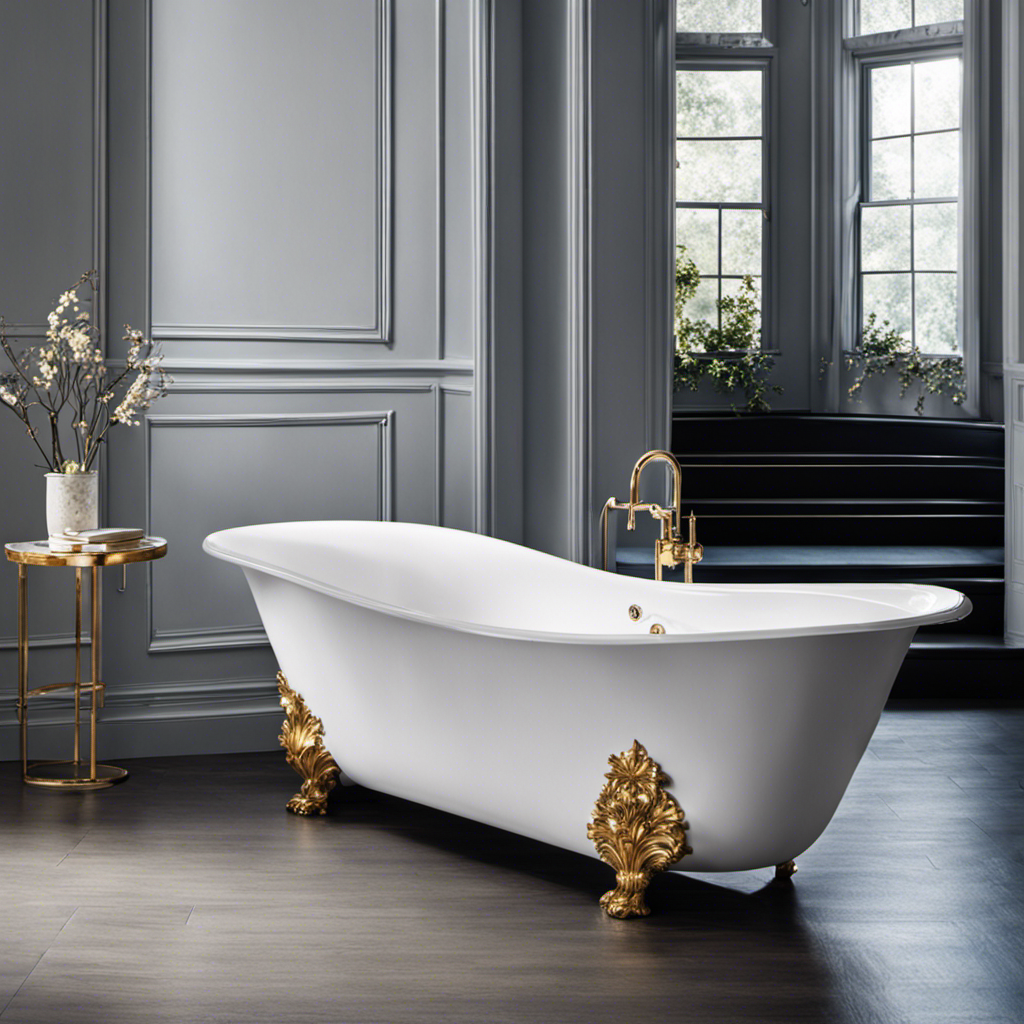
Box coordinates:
[0,0,488,763]
[150,0,391,342]
[146,409,395,652]
[0,0,97,328]
[441,386,475,531]
[0,0,103,668]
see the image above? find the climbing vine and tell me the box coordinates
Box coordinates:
[846,312,966,415]
[673,244,781,414]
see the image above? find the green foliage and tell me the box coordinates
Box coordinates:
[846,312,966,415]
[673,244,781,414]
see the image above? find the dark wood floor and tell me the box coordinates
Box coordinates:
[1,702,1023,1024]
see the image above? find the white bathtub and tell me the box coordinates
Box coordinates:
[204,520,970,875]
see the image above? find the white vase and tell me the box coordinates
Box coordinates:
[45,472,99,537]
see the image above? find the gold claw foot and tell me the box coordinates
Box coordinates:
[277,672,340,816]
[599,871,658,919]
[775,860,798,881]
[587,740,691,919]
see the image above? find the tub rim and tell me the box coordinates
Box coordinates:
[203,524,972,647]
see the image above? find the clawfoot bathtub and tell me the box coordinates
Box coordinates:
[204,521,970,916]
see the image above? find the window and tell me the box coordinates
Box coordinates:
[676,67,767,333]
[671,0,988,415]
[859,54,960,353]
[845,4,966,357]
[678,0,762,36]
[857,0,964,37]
[675,2,770,341]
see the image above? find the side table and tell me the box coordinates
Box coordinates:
[5,538,168,789]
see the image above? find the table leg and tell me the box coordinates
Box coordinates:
[18,564,27,778]
[90,565,100,779]
[74,567,82,766]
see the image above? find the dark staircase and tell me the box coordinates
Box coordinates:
[616,414,1014,696]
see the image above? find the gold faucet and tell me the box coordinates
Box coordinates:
[600,449,703,582]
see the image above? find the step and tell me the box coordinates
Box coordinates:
[895,635,1024,697]
[672,463,1002,501]
[672,413,1004,460]
[622,502,1004,548]
[616,544,1003,580]
[683,497,1002,515]
[615,547,1004,635]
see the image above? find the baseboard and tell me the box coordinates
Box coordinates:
[0,675,283,762]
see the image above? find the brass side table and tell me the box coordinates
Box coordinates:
[5,538,167,789]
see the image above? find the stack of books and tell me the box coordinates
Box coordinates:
[48,528,146,553]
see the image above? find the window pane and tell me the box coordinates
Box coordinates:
[859,0,912,36]
[915,273,959,353]
[915,131,959,197]
[686,277,720,326]
[722,276,762,335]
[677,0,761,34]
[677,69,761,138]
[914,0,964,25]
[871,65,911,138]
[863,273,912,338]
[721,209,762,276]
[861,205,911,271]
[914,58,960,133]
[858,0,962,33]
[870,136,911,200]
[677,140,762,202]
[676,208,718,277]
[914,203,957,271]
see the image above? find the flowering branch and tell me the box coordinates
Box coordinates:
[0,272,172,472]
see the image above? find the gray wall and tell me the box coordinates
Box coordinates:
[522,0,673,563]
[0,0,678,759]
[0,0,492,759]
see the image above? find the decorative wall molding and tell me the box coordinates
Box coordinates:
[471,0,493,536]
[0,631,91,653]
[149,624,269,654]
[1,673,277,718]
[433,382,443,526]
[437,382,473,528]
[13,0,486,758]
[158,358,474,378]
[0,673,282,762]
[0,1,108,658]
[167,378,438,395]
[93,0,108,350]
[1,324,49,338]
[436,0,447,360]
[144,411,394,652]
[567,0,593,564]
[149,0,394,344]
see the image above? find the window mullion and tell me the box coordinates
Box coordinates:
[717,207,724,333]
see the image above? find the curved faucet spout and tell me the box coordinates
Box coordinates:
[628,450,683,535]
[600,448,703,582]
